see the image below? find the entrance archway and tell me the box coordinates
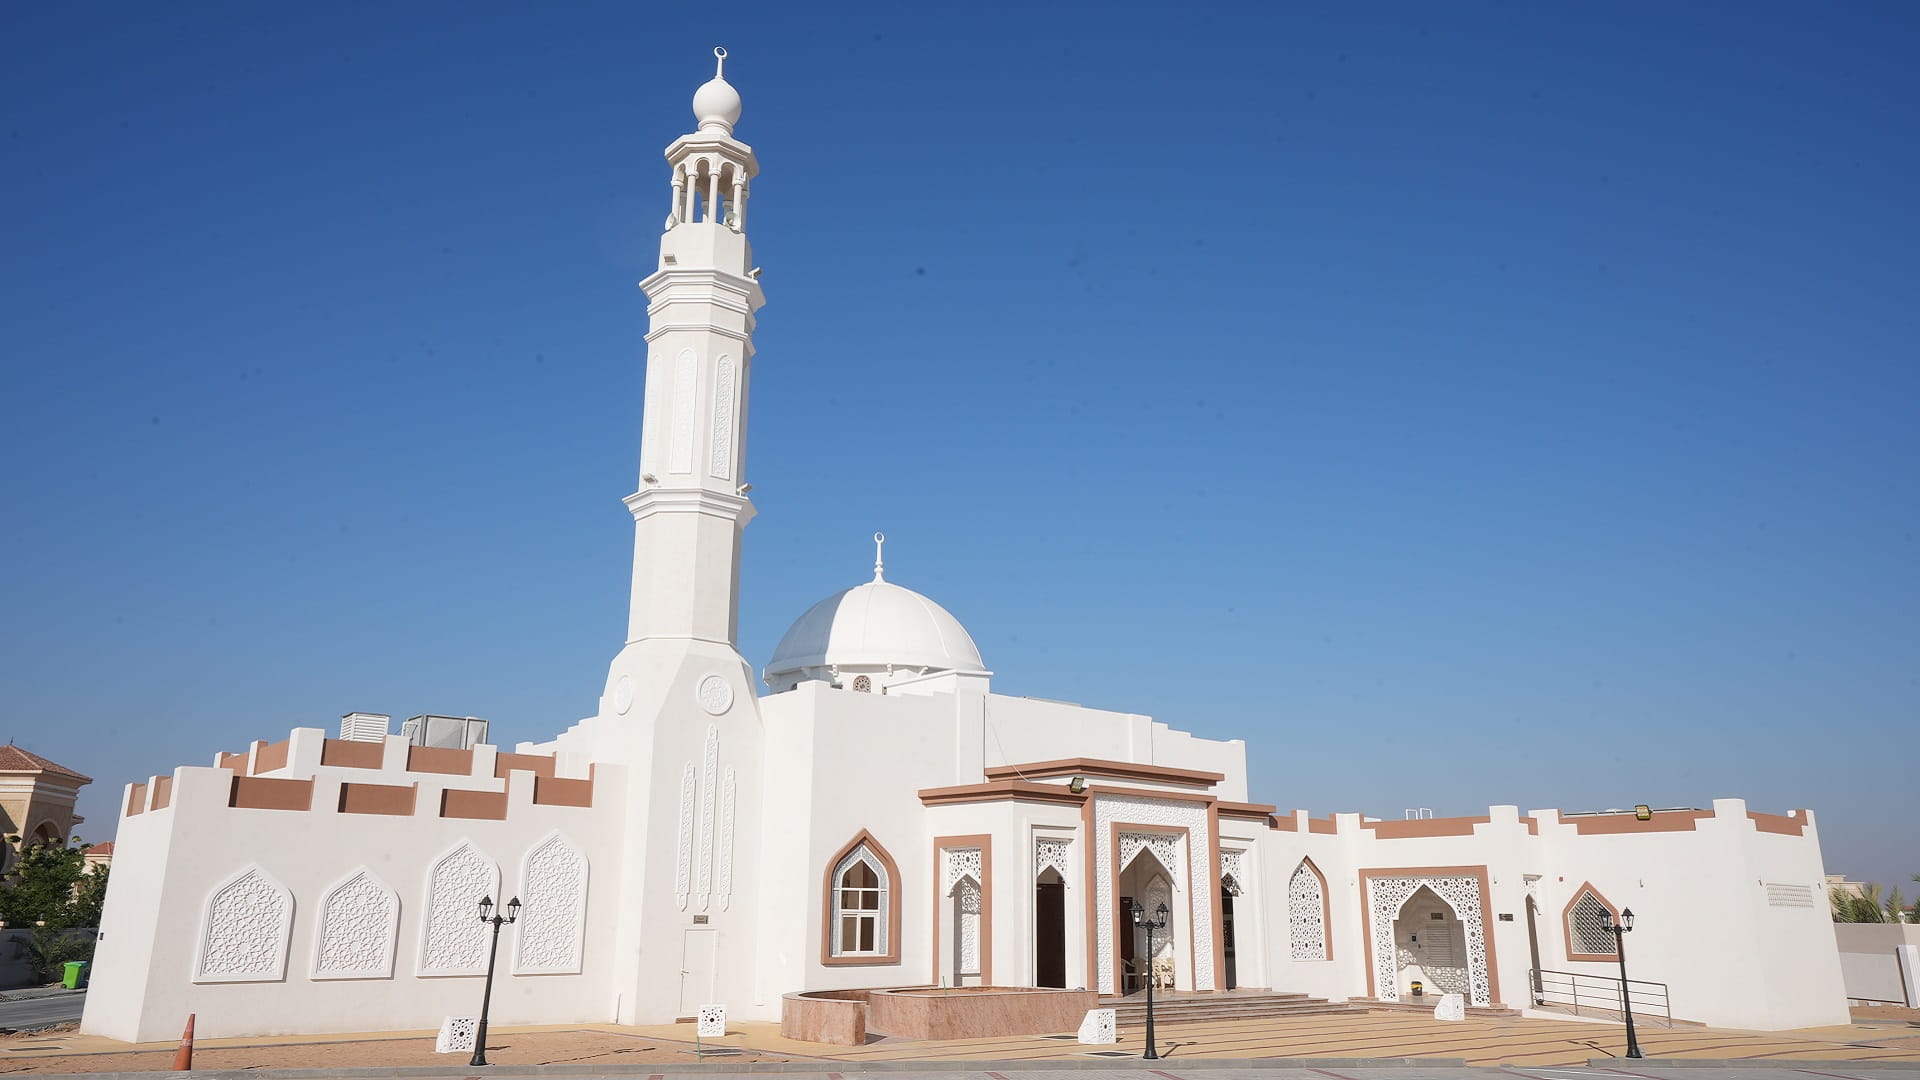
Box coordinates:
[1034,866,1066,987]
[1362,871,1496,1006]
[1117,848,1178,993]
[1392,885,1467,998]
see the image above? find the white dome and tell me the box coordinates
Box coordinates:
[766,578,986,687]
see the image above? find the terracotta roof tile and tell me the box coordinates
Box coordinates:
[0,745,92,783]
[85,841,114,856]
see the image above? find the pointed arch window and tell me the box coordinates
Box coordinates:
[821,830,901,965]
[1562,882,1619,960]
[1288,858,1331,961]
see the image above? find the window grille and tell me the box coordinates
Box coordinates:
[852,675,871,693]
[1568,891,1616,957]
[832,848,887,955]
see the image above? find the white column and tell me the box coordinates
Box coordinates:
[730,174,745,230]
[684,163,699,224]
[707,168,722,224]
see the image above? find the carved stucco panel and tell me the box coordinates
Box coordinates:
[419,843,500,976]
[675,763,696,911]
[717,767,737,911]
[709,354,735,480]
[514,832,589,974]
[312,869,399,980]
[195,866,293,983]
[696,724,719,910]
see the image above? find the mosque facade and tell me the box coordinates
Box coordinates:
[82,53,1847,1043]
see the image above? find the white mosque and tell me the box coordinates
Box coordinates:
[82,52,1848,1044]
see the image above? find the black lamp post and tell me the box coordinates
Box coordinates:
[469,894,521,1067]
[1600,907,1643,1059]
[1130,900,1169,1061]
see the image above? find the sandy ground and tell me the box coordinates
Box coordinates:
[1,1008,1916,1073]
[0,1023,807,1073]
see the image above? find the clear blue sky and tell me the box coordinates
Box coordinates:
[3,3,1915,889]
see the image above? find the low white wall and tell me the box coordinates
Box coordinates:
[1834,923,1920,1005]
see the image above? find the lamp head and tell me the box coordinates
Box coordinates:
[1129,900,1144,925]
[1620,907,1634,931]
[478,895,494,921]
[506,896,523,923]
[1155,902,1169,925]
[1068,775,1087,795]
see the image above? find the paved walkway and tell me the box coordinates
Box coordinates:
[1,1010,1915,1074]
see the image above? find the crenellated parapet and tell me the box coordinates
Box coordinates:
[121,727,605,823]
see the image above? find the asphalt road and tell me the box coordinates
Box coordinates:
[0,988,85,1031]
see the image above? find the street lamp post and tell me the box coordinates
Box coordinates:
[469,894,522,1067]
[1130,900,1169,1061]
[1601,907,1643,1059]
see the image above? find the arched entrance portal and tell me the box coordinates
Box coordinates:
[1034,866,1066,987]
[1392,885,1467,998]
[1117,847,1178,993]
[1363,871,1496,1006]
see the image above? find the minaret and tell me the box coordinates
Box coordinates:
[558,49,768,1025]
[626,45,764,645]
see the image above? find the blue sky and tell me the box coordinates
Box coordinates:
[3,3,1915,889]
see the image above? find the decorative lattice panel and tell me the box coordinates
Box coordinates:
[1036,837,1071,882]
[1569,891,1616,956]
[1288,860,1328,961]
[956,876,982,976]
[1220,849,1245,896]
[1366,875,1491,1006]
[435,1016,478,1053]
[944,847,983,893]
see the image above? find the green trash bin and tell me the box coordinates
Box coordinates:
[62,960,86,989]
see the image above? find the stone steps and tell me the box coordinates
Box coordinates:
[1102,992,1369,1025]
[1349,996,1522,1018]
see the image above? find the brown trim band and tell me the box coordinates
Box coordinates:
[983,757,1224,787]
[920,780,1086,807]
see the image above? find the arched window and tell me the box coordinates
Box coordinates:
[1288,858,1330,961]
[1562,882,1619,960]
[821,830,900,965]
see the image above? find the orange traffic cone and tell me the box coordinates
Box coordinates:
[171,1013,195,1071]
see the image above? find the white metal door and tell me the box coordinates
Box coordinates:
[678,929,718,1017]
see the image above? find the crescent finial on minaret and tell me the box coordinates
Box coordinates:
[714,45,727,78]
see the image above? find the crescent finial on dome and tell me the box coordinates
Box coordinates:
[692,47,742,134]
[873,532,886,582]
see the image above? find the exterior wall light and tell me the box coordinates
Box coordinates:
[1068,776,1087,794]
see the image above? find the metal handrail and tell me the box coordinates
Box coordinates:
[1530,966,1671,1020]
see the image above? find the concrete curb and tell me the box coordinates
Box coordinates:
[1583,1060,1920,1070]
[0,985,83,1003]
[2,1058,1470,1079]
